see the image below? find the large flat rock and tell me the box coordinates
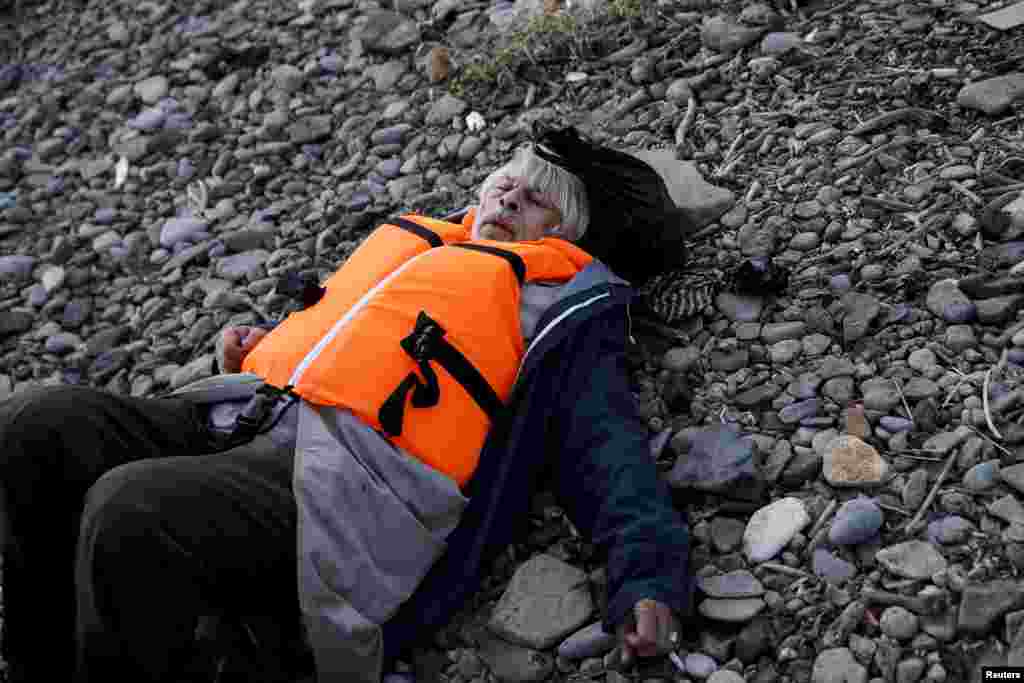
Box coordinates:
[631,148,736,229]
[487,553,594,651]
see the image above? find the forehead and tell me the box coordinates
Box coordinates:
[500,160,559,196]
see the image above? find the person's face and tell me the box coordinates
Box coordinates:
[472,174,563,242]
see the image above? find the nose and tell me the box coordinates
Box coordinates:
[499,185,525,213]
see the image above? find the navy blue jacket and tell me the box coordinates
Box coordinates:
[378,264,693,667]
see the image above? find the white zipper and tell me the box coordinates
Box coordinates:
[287,252,432,387]
[512,291,611,388]
[626,300,636,345]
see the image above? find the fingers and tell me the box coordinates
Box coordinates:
[240,327,267,351]
[624,599,678,661]
[218,326,250,374]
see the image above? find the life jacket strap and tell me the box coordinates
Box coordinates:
[391,216,444,248]
[451,243,526,285]
[378,311,504,437]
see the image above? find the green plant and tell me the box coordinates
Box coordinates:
[607,0,643,19]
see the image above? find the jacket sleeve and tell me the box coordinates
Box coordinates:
[547,304,693,634]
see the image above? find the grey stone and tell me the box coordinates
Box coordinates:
[779,398,820,424]
[830,497,883,546]
[1000,463,1024,495]
[487,554,594,650]
[879,606,919,640]
[976,295,1024,324]
[780,451,822,488]
[0,255,36,282]
[666,424,756,493]
[476,628,554,683]
[698,570,764,598]
[287,115,333,144]
[957,74,1024,115]
[62,299,92,329]
[710,349,749,372]
[708,671,745,683]
[555,621,616,660]
[926,279,976,323]
[922,428,970,456]
[762,321,807,344]
[170,355,215,390]
[735,618,772,664]
[271,64,305,93]
[710,517,746,553]
[896,657,926,683]
[819,356,857,379]
[699,597,765,622]
[927,516,974,545]
[811,647,869,683]
[880,416,914,433]
[982,193,1024,241]
[989,495,1024,526]
[812,548,857,584]
[701,15,765,53]
[371,124,413,146]
[903,469,930,510]
[876,541,947,580]
[426,93,468,126]
[902,377,939,400]
[862,382,902,412]
[631,149,736,228]
[770,339,803,364]
[0,313,33,339]
[360,10,421,55]
[366,60,407,91]
[160,217,209,248]
[738,222,777,257]
[842,292,880,343]
[715,292,763,322]
[958,580,1024,636]
[743,497,810,562]
[685,652,718,678]
[134,75,169,104]
[662,346,701,372]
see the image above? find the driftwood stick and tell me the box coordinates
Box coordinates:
[983,367,1004,441]
[967,426,1016,458]
[904,450,958,535]
[675,94,698,147]
[877,501,911,516]
[807,499,837,543]
[758,562,812,578]
[892,378,913,421]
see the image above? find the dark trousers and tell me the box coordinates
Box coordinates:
[0,385,302,682]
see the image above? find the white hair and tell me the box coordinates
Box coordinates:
[478,144,590,242]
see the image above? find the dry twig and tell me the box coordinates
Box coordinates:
[876,502,911,516]
[967,425,1016,458]
[675,94,698,147]
[904,450,958,535]
[950,180,983,206]
[758,562,812,578]
[892,378,913,421]
[983,367,1004,441]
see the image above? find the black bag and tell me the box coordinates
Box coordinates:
[532,126,693,286]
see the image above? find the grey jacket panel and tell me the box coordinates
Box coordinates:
[294,403,468,683]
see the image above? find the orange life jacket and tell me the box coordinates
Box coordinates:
[242,212,593,487]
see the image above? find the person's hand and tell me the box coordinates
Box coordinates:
[217,326,268,374]
[615,598,680,669]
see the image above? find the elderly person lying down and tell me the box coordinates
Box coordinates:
[0,126,692,682]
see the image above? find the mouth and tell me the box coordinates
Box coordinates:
[481,217,514,238]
